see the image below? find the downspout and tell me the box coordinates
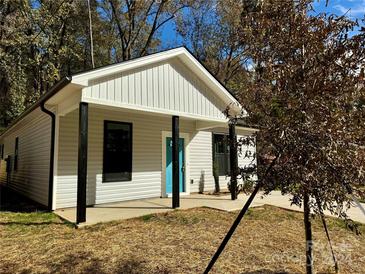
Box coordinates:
[38,76,71,211]
[40,103,56,211]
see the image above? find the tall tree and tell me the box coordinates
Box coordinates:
[0,0,94,126]
[0,0,189,128]
[235,0,365,272]
[100,0,192,61]
[176,0,250,90]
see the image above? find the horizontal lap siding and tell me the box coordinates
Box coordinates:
[56,107,217,208]
[0,160,6,183]
[83,60,227,120]
[0,108,51,206]
[91,109,176,204]
[56,109,79,208]
[219,135,257,188]
[189,131,214,193]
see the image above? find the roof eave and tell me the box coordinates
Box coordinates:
[0,76,72,137]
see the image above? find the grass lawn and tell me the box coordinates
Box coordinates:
[1,206,365,274]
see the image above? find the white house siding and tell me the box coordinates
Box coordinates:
[219,134,257,188]
[0,108,51,206]
[55,107,217,208]
[56,109,82,208]
[189,131,214,193]
[82,59,227,121]
[0,160,6,183]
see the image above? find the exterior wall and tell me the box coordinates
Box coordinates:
[0,160,6,183]
[0,108,51,206]
[189,131,214,193]
[55,107,216,209]
[55,109,80,208]
[82,59,227,121]
[0,106,254,209]
[218,134,257,188]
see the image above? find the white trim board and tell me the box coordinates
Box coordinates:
[84,98,229,123]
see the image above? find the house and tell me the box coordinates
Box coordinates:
[0,47,257,223]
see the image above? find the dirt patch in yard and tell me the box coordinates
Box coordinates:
[1,205,365,274]
[0,185,47,212]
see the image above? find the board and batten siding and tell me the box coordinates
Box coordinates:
[82,59,227,121]
[0,108,51,206]
[55,107,216,208]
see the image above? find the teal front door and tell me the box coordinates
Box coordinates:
[166,137,185,194]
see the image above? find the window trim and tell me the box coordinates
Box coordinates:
[102,120,133,183]
[14,137,19,171]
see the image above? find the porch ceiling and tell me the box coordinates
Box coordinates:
[45,83,82,116]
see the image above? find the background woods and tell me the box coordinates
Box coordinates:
[0,1,364,272]
[0,0,256,128]
[0,0,194,128]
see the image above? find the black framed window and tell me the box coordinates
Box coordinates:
[213,134,230,176]
[14,137,19,171]
[103,121,132,182]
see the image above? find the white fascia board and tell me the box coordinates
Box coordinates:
[71,47,245,116]
[71,48,185,86]
[196,120,227,131]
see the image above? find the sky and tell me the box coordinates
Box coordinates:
[31,0,365,51]
[159,0,365,48]
[312,0,365,18]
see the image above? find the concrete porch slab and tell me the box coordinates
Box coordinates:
[55,194,256,227]
[55,191,365,227]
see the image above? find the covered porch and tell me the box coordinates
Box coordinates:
[43,47,256,224]
[51,102,250,224]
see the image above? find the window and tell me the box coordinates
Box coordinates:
[103,121,132,182]
[213,134,230,176]
[14,137,19,171]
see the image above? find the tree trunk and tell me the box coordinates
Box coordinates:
[304,192,314,274]
[87,0,95,69]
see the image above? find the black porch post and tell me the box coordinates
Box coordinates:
[172,115,180,208]
[76,102,88,224]
[229,121,238,200]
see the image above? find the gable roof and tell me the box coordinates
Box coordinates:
[70,47,242,112]
[1,47,244,137]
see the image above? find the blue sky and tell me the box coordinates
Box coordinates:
[312,0,365,18]
[160,0,365,49]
